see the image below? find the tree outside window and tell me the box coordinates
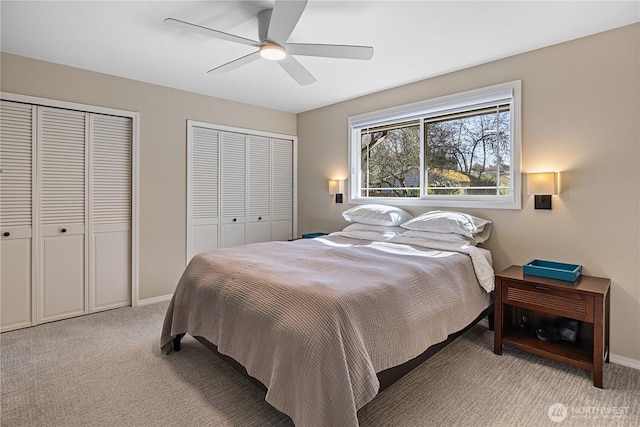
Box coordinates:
[350,81,521,209]
[360,106,510,198]
[425,105,510,196]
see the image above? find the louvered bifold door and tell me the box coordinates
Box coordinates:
[220,131,246,248]
[89,114,132,312]
[271,138,293,241]
[246,135,271,244]
[38,107,87,323]
[188,126,220,261]
[0,101,35,331]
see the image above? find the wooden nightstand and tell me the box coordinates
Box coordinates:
[493,265,610,388]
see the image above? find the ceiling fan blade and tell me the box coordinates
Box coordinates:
[207,51,261,74]
[278,56,316,86]
[286,43,374,60]
[164,18,260,48]
[267,0,308,45]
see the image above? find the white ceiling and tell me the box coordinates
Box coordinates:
[1,1,638,113]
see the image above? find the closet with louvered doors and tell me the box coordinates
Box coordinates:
[0,99,134,332]
[186,121,296,262]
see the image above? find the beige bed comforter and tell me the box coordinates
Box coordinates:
[161,235,492,427]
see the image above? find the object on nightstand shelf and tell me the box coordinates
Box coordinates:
[535,325,560,342]
[558,318,579,343]
[533,318,579,343]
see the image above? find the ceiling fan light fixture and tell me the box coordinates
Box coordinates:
[259,43,286,61]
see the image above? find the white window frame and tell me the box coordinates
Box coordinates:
[348,80,522,209]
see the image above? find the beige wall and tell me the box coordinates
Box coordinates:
[0,52,297,301]
[297,24,640,362]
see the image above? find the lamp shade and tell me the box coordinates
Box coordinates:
[527,172,559,195]
[328,179,345,194]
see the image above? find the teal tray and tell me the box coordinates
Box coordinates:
[523,259,582,282]
[301,232,328,239]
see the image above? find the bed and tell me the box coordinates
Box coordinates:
[161,208,495,427]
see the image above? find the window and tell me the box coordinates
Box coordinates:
[349,81,521,209]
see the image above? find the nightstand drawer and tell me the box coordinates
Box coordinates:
[503,281,594,322]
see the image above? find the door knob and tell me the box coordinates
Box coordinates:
[2,232,9,237]
[61,228,67,233]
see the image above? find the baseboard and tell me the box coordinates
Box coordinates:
[138,294,173,306]
[610,353,640,370]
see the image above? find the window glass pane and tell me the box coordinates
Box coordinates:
[425,104,510,196]
[361,120,420,197]
[349,81,521,209]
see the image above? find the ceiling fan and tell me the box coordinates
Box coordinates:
[165,0,373,86]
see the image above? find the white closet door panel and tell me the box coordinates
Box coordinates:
[188,126,220,260]
[92,229,130,311]
[191,127,219,220]
[0,237,32,331]
[41,223,84,236]
[272,219,293,242]
[0,226,31,239]
[40,107,86,226]
[221,223,245,248]
[91,114,131,225]
[272,138,293,222]
[248,135,271,218]
[221,131,246,218]
[246,135,270,244]
[41,234,85,322]
[1,101,33,228]
[93,222,130,233]
[89,113,132,311]
[0,101,34,332]
[192,224,219,255]
[220,131,246,247]
[246,222,270,244]
[192,218,218,226]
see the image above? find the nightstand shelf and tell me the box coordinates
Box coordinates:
[494,265,610,388]
[503,325,593,369]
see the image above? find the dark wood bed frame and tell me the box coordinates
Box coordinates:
[173,304,494,394]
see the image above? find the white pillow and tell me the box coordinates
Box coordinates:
[400,210,491,238]
[342,204,413,226]
[343,223,406,234]
[400,229,476,245]
[470,223,492,244]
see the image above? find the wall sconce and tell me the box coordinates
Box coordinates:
[328,179,345,203]
[527,172,559,210]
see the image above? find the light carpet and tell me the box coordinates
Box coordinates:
[1,302,638,426]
